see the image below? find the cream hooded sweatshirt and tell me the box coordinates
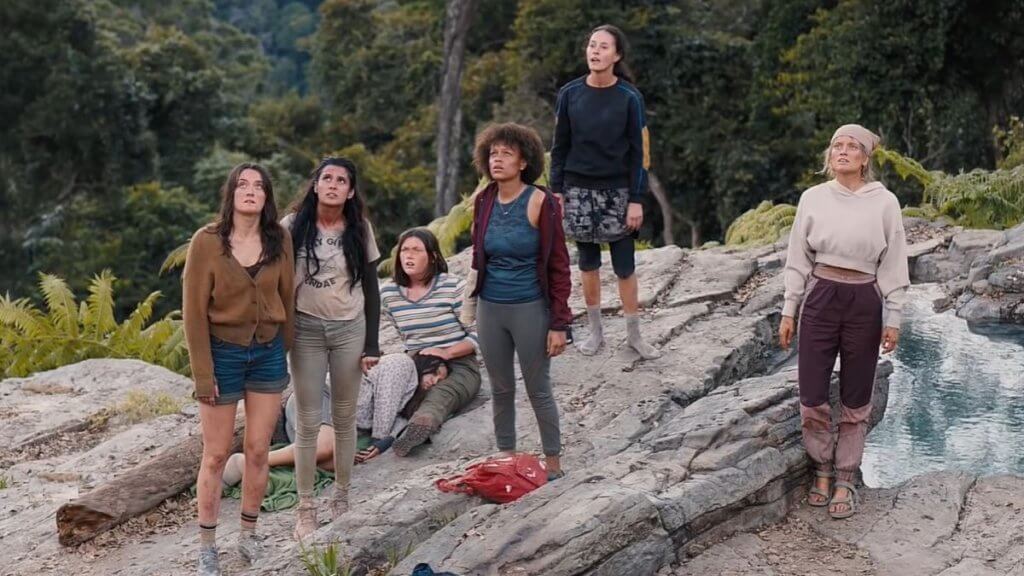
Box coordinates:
[783,179,910,328]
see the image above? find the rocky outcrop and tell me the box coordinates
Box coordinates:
[383,364,890,576]
[678,472,1024,576]
[902,218,1024,325]
[0,235,961,576]
[954,222,1024,324]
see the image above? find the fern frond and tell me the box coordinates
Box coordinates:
[39,273,79,338]
[110,291,161,351]
[86,270,117,338]
[160,241,190,274]
[874,147,939,190]
[0,294,51,339]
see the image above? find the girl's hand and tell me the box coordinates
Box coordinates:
[197,385,219,406]
[881,327,900,354]
[547,330,567,357]
[361,355,379,374]
[625,202,643,232]
[779,316,795,349]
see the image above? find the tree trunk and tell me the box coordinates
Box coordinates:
[55,417,245,546]
[434,0,478,217]
[689,219,702,248]
[647,172,674,245]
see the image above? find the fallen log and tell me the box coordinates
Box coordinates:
[55,416,244,546]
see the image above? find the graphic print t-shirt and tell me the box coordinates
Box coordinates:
[280,213,381,320]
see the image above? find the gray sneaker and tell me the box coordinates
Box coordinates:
[237,532,263,565]
[197,546,220,576]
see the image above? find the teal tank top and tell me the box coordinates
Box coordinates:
[480,187,543,304]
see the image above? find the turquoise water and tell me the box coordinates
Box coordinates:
[862,284,1024,488]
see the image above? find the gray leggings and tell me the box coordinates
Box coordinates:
[290,312,365,497]
[477,298,561,456]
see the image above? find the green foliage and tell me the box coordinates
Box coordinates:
[874,147,940,192]
[901,205,941,220]
[310,0,442,149]
[0,271,189,378]
[0,474,9,490]
[384,542,414,571]
[333,143,434,253]
[927,168,1024,230]
[724,201,797,247]
[25,183,211,317]
[995,116,1024,170]
[883,147,1024,230]
[9,0,1024,324]
[298,541,353,576]
[117,390,186,423]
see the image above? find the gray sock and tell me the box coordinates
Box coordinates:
[577,306,604,355]
[626,314,661,359]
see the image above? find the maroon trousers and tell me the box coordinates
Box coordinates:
[798,275,882,483]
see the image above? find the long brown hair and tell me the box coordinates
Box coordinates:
[589,24,635,84]
[213,162,285,263]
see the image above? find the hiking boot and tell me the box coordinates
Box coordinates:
[393,417,436,457]
[237,532,263,565]
[197,546,220,576]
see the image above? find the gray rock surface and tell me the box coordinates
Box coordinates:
[953,222,1024,324]
[683,472,1024,576]
[0,359,193,449]
[0,238,973,576]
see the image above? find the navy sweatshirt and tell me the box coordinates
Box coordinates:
[549,76,649,203]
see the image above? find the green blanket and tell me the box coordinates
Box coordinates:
[221,465,335,512]
[190,446,336,512]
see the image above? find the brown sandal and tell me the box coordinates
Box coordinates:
[808,469,833,507]
[829,481,858,519]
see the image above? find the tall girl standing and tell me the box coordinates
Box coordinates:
[550,24,661,359]
[281,157,382,539]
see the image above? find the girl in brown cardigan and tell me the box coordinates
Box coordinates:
[182,163,295,574]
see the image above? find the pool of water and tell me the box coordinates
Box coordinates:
[861,284,1024,487]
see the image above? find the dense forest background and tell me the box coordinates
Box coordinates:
[3,0,1024,316]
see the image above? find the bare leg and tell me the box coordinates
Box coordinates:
[197,402,239,528]
[578,270,604,355]
[239,391,282,522]
[265,425,335,468]
[618,274,638,315]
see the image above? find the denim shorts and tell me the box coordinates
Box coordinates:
[211,333,290,405]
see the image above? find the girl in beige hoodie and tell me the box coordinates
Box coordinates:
[779,124,910,520]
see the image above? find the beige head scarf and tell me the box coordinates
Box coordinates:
[831,124,880,153]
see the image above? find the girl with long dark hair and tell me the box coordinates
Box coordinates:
[280,157,382,539]
[550,24,661,360]
[183,163,295,574]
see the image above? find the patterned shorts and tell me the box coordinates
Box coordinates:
[562,185,630,244]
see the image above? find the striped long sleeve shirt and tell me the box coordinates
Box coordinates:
[380,273,479,352]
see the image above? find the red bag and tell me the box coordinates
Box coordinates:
[435,454,548,504]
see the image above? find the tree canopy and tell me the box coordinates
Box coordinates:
[3,0,1023,313]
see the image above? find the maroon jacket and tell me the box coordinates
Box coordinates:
[470,182,573,332]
